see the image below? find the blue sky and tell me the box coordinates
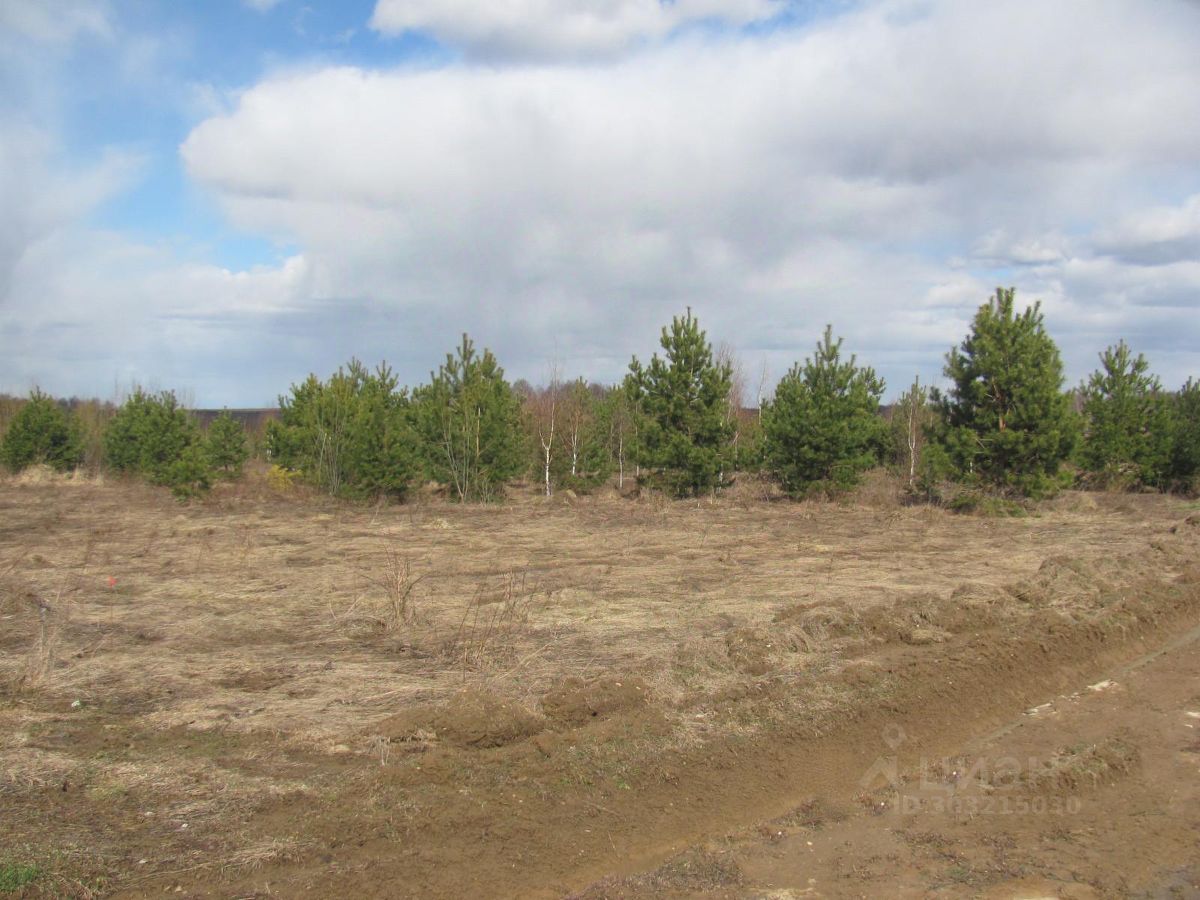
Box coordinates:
[2,0,1199,406]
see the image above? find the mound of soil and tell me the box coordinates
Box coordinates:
[724,627,778,675]
[774,599,856,637]
[1023,732,1141,794]
[1172,513,1200,533]
[377,688,545,749]
[774,596,968,648]
[216,665,296,692]
[541,674,648,727]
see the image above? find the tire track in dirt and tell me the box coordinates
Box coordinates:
[588,618,1200,898]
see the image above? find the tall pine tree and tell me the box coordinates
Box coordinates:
[933,288,1076,497]
[1169,378,1200,492]
[205,410,249,479]
[411,335,525,502]
[763,326,887,497]
[1078,341,1173,489]
[628,309,734,497]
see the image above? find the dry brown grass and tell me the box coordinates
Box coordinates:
[0,468,1194,892]
[0,470,1188,740]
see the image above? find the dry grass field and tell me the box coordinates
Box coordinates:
[2,467,1199,897]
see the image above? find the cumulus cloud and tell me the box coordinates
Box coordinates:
[369,0,787,60]
[0,123,141,298]
[970,230,1071,267]
[1092,194,1200,266]
[4,0,1200,404]
[175,0,1200,396]
[1,223,313,402]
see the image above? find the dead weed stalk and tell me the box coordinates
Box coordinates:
[441,568,542,677]
[20,582,73,691]
[338,543,425,633]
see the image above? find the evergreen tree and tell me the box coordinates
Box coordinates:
[1168,378,1200,491]
[1078,341,1173,489]
[933,288,1077,497]
[627,309,734,497]
[267,360,418,499]
[104,390,212,498]
[763,326,887,497]
[411,335,525,502]
[0,390,83,473]
[205,411,249,478]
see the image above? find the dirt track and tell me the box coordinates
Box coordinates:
[578,622,1200,898]
[1,474,1198,898]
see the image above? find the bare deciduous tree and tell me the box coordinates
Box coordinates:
[894,374,931,492]
[529,365,562,497]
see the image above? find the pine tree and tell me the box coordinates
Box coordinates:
[0,390,83,473]
[205,411,249,478]
[267,360,418,499]
[933,288,1077,497]
[411,335,525,502]
[627,309,734,497]
[1168,378,1200,491]
[1078,341,1173,489]
[763,326,887,497]
[104,390,212,498]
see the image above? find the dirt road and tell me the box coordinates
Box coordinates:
[577,623,1200,898]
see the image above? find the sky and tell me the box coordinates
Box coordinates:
[2,0,1199,407]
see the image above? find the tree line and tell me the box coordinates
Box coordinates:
[2,288,1198,502]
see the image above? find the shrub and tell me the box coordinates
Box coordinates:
[932,288,1077,497]
[627,309,735,497]
[763,326,887,498]
[68,398,115,471]
[0,862,40,891]
[205,410,249,478]
[1168,378,1200,493]
[268,360,419,500]
[104,389,212,498]
[1077,341,1173,489]
[411,336,525,502]
[0,390,83,473]
[0,394,24,445]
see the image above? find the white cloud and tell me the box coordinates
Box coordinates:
[369,0,786,60]
[1092,194,1200,266]
[0,123,142,296]
[1,223,312,403]
[0,0,112,45]
[5,0,1200,404]
[173,0,1200,396]
[970,230,1071,267]
[243,0,284,12]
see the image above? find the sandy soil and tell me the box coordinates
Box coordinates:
[1,470,1198,898]
[576,623,1200,899]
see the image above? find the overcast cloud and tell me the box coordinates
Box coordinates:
[1,0,1199,405]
